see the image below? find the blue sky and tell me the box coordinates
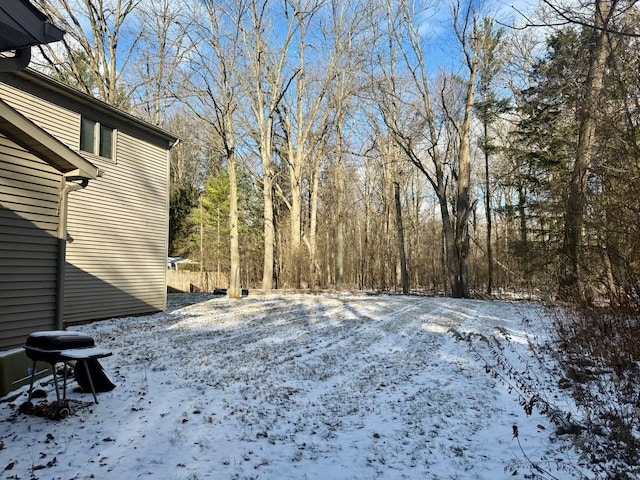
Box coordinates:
[415,0,540,72]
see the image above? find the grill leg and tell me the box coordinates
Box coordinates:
[63,363,68,401]
[52,364,61,403]
[80,360,99,404]
[27,361,37,402]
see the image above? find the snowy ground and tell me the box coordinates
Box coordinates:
[1,294,586,479]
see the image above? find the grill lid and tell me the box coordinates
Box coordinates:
[26,331,95,351]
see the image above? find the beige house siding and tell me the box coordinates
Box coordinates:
[0,70,175,329]
[0,134,60,350]
[64,132,169,323]
[0,82,78,149]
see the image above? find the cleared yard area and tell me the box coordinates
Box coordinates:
[1,294,583,479]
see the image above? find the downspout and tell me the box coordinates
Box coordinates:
[56,178,89,330]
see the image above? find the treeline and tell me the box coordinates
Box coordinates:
[34,0,640,305]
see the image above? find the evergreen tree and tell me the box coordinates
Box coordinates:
[507,29,586,289]
[179,168,263,286]
[169,184,199,256]
[512,18,640,304]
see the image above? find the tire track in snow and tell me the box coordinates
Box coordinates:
[193,295,496,477]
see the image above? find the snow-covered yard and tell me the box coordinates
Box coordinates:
[1,294,585,479]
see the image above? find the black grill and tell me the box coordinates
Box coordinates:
[25,331,95,363]
[24,331,113,407]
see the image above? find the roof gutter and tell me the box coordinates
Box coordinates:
[6,68,179,144]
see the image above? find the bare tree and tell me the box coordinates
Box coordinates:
[186,1,244,298]
[394,179,409,293]
[34,0,141,108]
[274,0,328,288]
[132,0,193,126]
[274,0,370,288]
[240,0,301,290]
[327,0,367,290]
[371,0,490,297]
[450,1,482,298]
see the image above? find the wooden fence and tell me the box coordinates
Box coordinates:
[167,271,228,293]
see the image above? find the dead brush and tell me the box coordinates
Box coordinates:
[450,326,587,479]
[550,307,640,479]
[450,328,576,433]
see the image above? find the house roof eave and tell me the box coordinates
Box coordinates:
[0,97,99,179]
[12,68,179,147]
[0,0,65,52]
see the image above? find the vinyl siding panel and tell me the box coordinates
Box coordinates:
[0,71,174,342]
[0,134,60,350]
[0,83,79,149]
[64,131,169,323]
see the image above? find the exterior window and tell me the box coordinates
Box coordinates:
[80,116,115,160]
[80,117,96,153]
[100,124,113,158]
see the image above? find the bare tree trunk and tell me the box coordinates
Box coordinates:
[336,159,345,289]
[240,0,301,290]
[440,201,458,297]
[228,150,241,299]
[186,1,243,297]
[279,1,343,289]
[307,158,320,288]
[453,5,480,299]
[517,185,529,286]
[373,0,484,299]
[363,174,372,289]
[603,243,619,305]
[559,0,611,302]
[262,169,275,289]
[289,162,303,288]
[484,121,493,295]
[394,182,409,293]
[335,114,346,290]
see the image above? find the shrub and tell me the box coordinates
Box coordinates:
[551,307,640,479]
